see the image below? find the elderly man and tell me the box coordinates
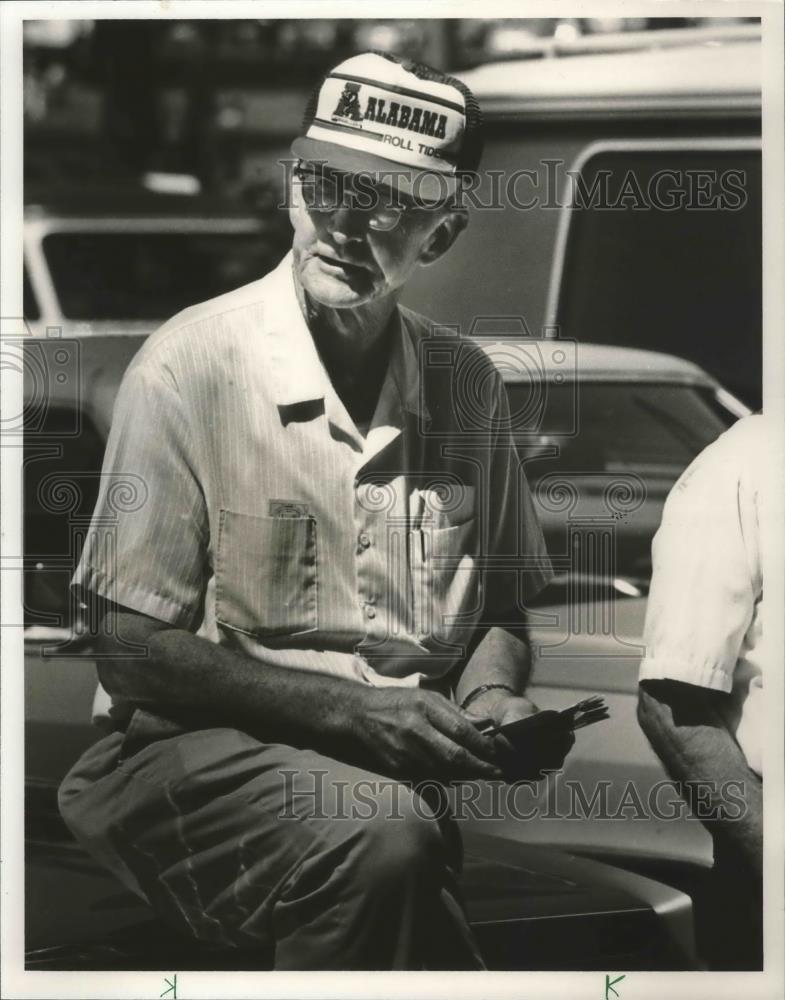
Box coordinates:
[637,413,769,970]
[59,52,561,970]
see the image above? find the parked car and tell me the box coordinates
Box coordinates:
[25,810,697,971]
[21,23,761,972]
[23,186,291,344]
[404,23,762,409]
[477,337,748,589]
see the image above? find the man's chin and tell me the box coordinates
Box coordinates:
[301,271,376,309]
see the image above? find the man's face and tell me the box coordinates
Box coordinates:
[289,164,464,309]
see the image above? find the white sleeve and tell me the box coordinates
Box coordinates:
[638,424,758,692]
[71,361,209,630]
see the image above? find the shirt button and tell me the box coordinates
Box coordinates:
[358,532,371,550]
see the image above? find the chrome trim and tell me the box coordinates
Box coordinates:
[481,95,761,119]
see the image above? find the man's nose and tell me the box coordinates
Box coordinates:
[327,205,369,243]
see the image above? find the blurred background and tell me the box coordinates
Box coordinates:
[24,16,759,202]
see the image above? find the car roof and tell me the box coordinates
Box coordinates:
[23,185,265,220]
[472,338,717,386]
[459,30,761,115]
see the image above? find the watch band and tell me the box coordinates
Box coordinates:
[459,683,517,712]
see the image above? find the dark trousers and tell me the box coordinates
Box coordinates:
[694,834,763,971]
[58,710,484,971]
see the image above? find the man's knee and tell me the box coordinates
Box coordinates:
[57,733,121,834]
[349,785,447,890]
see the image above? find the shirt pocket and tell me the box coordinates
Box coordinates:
[410,518,482,646]
[215,509,318,640]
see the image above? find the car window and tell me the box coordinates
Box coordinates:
[553,148,762,409]
[508,381,734,480]
[24,265,40,321]
[42,230,288,321]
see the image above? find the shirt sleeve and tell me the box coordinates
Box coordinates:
[71,360,209,630]
[638,429,758,692]
[481,368,553,625]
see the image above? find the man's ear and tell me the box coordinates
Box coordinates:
[418,209,469,266]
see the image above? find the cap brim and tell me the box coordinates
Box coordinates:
[291,136,458,204]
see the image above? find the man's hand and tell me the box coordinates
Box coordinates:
[466,694,574,783]
[97,608,501,781]
[492,694,539,728]
[451,627,574,782]
[353,687,504,782]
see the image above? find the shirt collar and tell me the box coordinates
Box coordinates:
[263,250,430,423]
[389,307,430,421]
[264,251,329,407]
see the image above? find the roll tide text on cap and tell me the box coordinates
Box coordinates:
[292,51,483,204]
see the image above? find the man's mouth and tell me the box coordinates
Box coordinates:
[315,252,369,280]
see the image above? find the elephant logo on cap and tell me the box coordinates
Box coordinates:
[333,82,363,122]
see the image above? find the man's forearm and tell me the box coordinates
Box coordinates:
[97,610,369,752]
[454,626,532,715]
[95,608,505,782]
[638,680,762,874]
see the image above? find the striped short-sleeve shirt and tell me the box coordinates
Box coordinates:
[73,252,552,716]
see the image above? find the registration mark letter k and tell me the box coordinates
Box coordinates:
[161,975,177,999]
[605,973,625,999]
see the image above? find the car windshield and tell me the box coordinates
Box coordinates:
[506,380,741,603]
[42,230,286,321]
[554,148,762,409]
[508,381,735,479]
